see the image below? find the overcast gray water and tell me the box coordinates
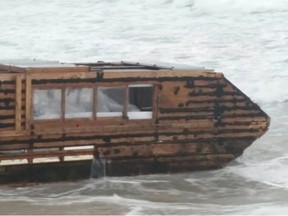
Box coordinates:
[1,0,288,214]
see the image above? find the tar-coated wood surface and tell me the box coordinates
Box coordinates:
[0,62,270,182]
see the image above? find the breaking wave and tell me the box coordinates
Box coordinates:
[230,156,288,189]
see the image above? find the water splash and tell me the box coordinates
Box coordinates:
[90,157,106,178]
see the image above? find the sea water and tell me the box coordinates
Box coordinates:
[0,0,288,214]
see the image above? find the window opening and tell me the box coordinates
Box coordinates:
[65,88,93,118]
[33,84,154,121]
[97,87,125,117]
[128,85,153,119]
[33,89,61,119]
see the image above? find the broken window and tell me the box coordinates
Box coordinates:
[65,88,93,118]
[128,85,153,119]
[33,89,61,119]
[97,87,125,117]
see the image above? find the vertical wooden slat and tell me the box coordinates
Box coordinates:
[31,86,34,125]
[15,75,22,132]
[92,87,97,119]
[153,84,158,121]
[123,85,128,119]
[25,75,32,131]
[61,88,66,121]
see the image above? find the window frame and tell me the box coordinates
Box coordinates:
[32,83,157,122]
[32,87,63,121]
[96,85,127,119]
[127,84,154,120]
[64,87,94,119]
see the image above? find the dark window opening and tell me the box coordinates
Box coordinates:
[128,85,153,119]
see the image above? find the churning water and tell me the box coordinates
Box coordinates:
[1,0,288,214]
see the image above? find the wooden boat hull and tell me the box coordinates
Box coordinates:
[0,61,270,184]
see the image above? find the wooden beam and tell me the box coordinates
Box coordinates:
[0,64,26,73]
[29,71,95,80]
[32,81,159,89]
[27,70,222,80]
[0,131,30,137]
[103,70,222,79]
[123,85,128,119]
[61,88,66,120]
[25,75,32,131]
[153,84,158,121]
[92,87,97,119]
[26,66,89,74]
[15,76,22,132]
[0,148,94,161]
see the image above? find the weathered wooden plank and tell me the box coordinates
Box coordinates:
[0,143,29,151]
[0,105,15,110]
[0,119,15,124]
[0,148,94,161]
[164,100,254,109]
[25,75,32,131]
[0,133,58,142]
[0,65,25,73]
[159,96,247,109]
[158,130,265,142]
[221,116,268,123]
[215,124,268,130]
[32,81,159,90]
[158,83,237,101]
[194,79,224,87]
[0,131,30,138]
[32,120,217,136]
[0,84,16,90]
[27,66,89,74]
[92,87,97,119]
[0,134,155,149]
[15,76,22,132]
[158,119,215,130]
[32,126,156,136]
[0,93,16,99]
[153,84,159,121]
[0,126,14,132]
[61,88,65,120]
[0,122,265,148]
[158,111,214,118]
[33,136,156,149]
[222,109,262,116]
[0,110,24,117]
[33,119,154,130]
[103,70,222,79]
[157,110,262,121]
[29,71,95,80]
[123,84,128,118]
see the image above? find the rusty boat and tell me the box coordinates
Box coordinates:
[0,59,270,184]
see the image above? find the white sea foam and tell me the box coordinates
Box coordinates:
[230,156,288,189]
[0,0,288,214]
[192,0,288,13]
[1,0,287,103]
